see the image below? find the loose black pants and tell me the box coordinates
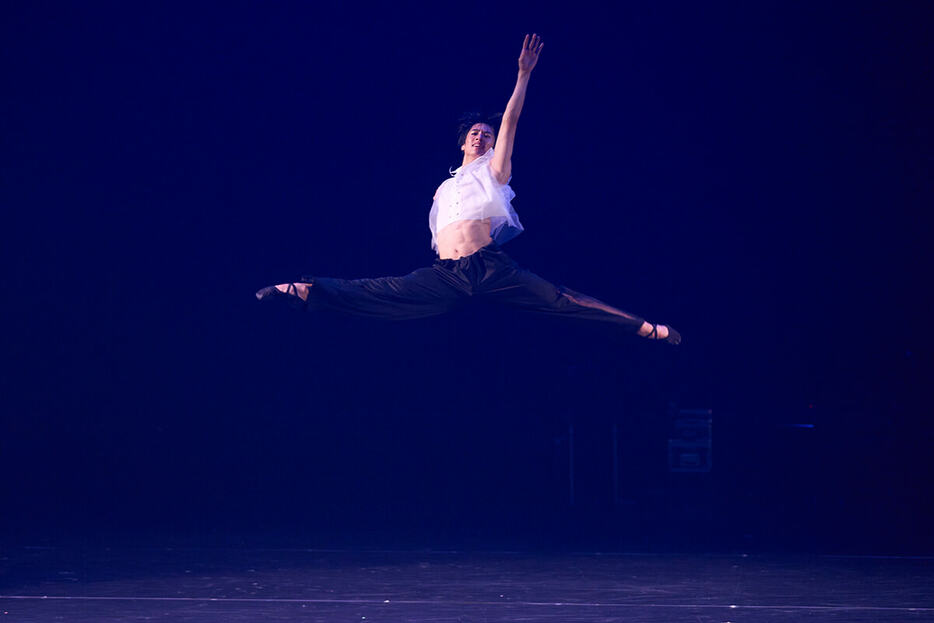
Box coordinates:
[302,243,645,332]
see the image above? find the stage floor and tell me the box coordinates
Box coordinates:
[2,545,933,622]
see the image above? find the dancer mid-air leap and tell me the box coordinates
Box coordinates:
[257,34,681,345]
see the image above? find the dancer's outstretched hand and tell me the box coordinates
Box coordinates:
[518,33,544,74]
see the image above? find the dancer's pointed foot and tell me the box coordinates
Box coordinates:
[639,322,682,345]
[663,325,681,345]
[255,282,313,302]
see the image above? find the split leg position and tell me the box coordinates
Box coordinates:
[257,34,680,344]
[256,244,681,344]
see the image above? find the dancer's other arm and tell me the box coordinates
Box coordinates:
[491,34,544,185]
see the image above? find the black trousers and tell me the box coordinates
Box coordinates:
[302,243,645,332]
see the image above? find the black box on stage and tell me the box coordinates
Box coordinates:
[668,440,712,472]
[668,409,712,472]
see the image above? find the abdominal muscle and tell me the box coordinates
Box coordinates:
[436,218,493,260]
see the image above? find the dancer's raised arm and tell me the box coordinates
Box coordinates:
[491,34,544,185]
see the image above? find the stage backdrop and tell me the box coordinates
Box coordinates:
[2,1,932,550]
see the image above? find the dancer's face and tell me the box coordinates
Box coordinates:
[461,123,495,159]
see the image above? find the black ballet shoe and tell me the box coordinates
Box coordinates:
[664,326,682,346]
[646,323,682,345]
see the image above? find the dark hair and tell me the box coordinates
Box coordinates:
[456,112,503,147]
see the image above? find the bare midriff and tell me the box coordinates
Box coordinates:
[436,218,493,260]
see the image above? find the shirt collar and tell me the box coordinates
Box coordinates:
[451,148,494,176]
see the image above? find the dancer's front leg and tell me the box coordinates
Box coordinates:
[256,266,465,321]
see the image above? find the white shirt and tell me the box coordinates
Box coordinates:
[428,148,524,252]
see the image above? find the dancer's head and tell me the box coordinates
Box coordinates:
[456,112,502,158]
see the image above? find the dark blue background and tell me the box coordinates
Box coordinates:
[2,1,932,551]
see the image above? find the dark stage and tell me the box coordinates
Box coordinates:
[2,546,933,621]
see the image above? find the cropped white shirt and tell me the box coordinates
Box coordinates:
[428,148,524,252]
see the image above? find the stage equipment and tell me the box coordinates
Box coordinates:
[668,408,712,472]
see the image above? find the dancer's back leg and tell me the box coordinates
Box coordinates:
[482,265,646,330]
[475,248,680,342]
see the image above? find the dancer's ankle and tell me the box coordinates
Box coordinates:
[638,322,671,340]
[275,282,312,301]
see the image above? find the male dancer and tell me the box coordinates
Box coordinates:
[257,34,681,345]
